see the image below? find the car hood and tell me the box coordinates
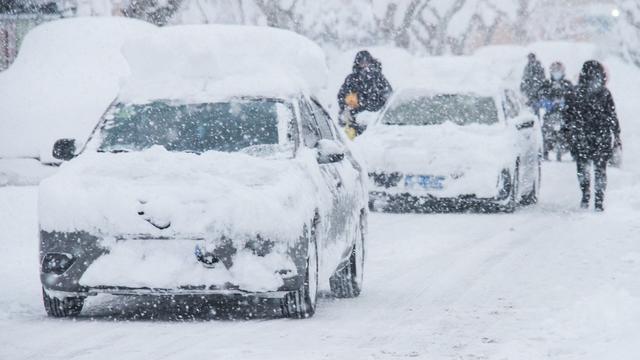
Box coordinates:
[355,122,516,176]
[39,146,326,244]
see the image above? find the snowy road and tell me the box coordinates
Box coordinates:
[2,161,640,359]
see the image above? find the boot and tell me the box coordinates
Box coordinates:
[580,193,590,209]
[594,191,604,212]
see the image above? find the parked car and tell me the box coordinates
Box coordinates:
[39,25,367,319]
[356,69,541,213]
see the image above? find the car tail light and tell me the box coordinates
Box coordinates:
[42,253,75,275]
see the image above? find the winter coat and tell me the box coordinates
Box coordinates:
[540,77,573,114]
[564,61,620,161]
[338,53,393,115]
[520,58,546,106]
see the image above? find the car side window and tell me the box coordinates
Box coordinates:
[309,99,335,140]
[299,100,321,148]
[503,90,520,119]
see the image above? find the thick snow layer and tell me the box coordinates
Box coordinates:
[0,17,156,161]
[119,25,328,103]
[38,146,335,290]
[0,159,57,186]
[355,122,515,197]
[39,147,325,244]
[79,241,294,292]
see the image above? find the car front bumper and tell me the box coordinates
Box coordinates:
[39,231,307,297]
[369,191,509,213]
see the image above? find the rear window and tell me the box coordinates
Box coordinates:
[382,94,499,126]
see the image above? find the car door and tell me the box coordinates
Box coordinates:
[298,97,348,274]
[308,98,361,256]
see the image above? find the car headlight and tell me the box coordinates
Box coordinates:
[42,253,75,275]
[369,172,402,188]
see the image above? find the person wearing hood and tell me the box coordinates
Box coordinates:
[564,60,621,211]
[338,50,393,138]
[520,53,546,114]
[539,61,574,160]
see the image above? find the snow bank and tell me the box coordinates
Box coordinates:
[119,24,328,103]
[0,17,156,162]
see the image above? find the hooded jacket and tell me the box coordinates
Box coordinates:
[564,60,621,160]
[338,50,393,114]
[520,55,546,106]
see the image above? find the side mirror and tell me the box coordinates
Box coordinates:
[316,139,345,164]
[52,138,76,161]
[512,115,535,131]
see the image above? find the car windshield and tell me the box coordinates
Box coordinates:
[382,94,499,126]
[97,99,294,155]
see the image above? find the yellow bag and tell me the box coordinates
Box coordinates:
[341,109,357,140]
[344,125,357,140]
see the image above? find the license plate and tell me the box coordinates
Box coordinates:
[404,175,446,190]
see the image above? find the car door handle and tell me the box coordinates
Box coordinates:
[336,180,343,188]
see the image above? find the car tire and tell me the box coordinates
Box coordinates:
[520,157,541,206]
[42,288,84,318]
[282,224,318,319]
[502,162,519,213]
[329,212,365,298]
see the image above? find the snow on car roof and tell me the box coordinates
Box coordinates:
[397,56,505,96]
[335,48,505,98]
[119,25,328,103]
[0,17,156,160]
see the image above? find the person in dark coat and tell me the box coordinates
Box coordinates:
[520,53,546,114]
[539,61,574,160]
[338,50,393,136]
[564,60,621,211]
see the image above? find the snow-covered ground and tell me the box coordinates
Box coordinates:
[2,160,640,359]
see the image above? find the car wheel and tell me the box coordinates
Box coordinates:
[329,212,365,298]
[502,162,519,213]
[42,288,84,317]
[520,157,541,206]
[282,224,318,319]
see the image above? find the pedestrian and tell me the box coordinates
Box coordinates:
[338,50,392,139]
[539,61,573,160]
[520,53,546,115]
[564,60,621,211]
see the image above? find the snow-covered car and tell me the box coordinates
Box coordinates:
[356,73,541,213]
[38,25,367,319]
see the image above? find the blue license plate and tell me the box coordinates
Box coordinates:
[404,175,446,190]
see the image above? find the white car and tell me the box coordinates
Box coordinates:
[356,81,541,213]
[38,25,367,319]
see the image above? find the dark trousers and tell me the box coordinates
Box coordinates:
[576,157,608,205]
